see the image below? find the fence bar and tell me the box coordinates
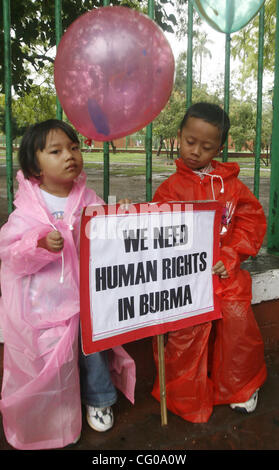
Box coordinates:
[267,0,279,255]
[102,140,110,203]
[186,0,193,109]
[223,33,231,162]
[145,124,152,202]
[103,0,110,203]
[254,5,265,199]
[145,0,154,202]
[55,0,63,119]
[3,0,14,214]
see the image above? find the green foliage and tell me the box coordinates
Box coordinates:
[12,85,56,128]
[152,49,222,158]
[152,44,272,157]
[229,101,256,152]
[0,107,27,140]
[1,0,273,155]
[231,0,275,81]
[0,60,56,137]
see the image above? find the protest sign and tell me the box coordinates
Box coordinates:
[80,201,222,355]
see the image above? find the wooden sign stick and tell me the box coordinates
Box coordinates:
[157,334,168,426]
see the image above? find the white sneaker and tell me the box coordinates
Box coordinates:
[230,389,259,414]
[86,405,114,432]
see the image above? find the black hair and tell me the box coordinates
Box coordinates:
[180,102,230,146]
[18,119,80,179]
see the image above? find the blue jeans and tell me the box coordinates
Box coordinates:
[79,349,117,408]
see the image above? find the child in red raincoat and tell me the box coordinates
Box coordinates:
[152,102,267,423]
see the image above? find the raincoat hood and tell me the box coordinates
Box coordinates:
[14,169,90,230]
[175,157,240,180]
[175,158,240,201]
[12,170,95,284]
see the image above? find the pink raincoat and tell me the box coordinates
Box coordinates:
[0,170,135,449]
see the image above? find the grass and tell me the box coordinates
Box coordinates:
[82,152,271,178]
[0,150,271,178]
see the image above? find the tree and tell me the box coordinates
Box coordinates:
[0,107,27,140]
[153,91,185,159]
[193,32,213,85]
[12,86,56,127]
[230,0,276,82]
[0,59,57,138]
[0,0,177,95]
[229,100,256,152]
[260,105,272,150]
[153,47,222,159]
[173,0,202,41]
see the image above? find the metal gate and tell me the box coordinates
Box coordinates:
[2,0,279,253]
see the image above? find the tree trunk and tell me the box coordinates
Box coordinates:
[110,141,116,154]
[156,136,164,156]
[169,138,175,159]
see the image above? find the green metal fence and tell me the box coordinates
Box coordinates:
[2,0,279,253]
[2,0,13,214]
[268,0,279,255]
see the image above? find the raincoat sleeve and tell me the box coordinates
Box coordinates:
[220,182,266,275]
[0,210,60,277]
[84,188,105,206]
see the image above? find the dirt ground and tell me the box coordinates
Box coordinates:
[0,163,271,231]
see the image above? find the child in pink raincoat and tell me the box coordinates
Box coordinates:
[0,119,135,449]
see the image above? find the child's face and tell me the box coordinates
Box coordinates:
[178,117,222,171]
[36,128,83,195]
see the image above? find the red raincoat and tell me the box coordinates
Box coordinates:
[151,158,267,423]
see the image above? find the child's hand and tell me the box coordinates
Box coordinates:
[212,260,229,278]
[118,198,132,210]
[38,230,64,253]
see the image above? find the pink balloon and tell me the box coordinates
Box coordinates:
[54,6,174,141]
